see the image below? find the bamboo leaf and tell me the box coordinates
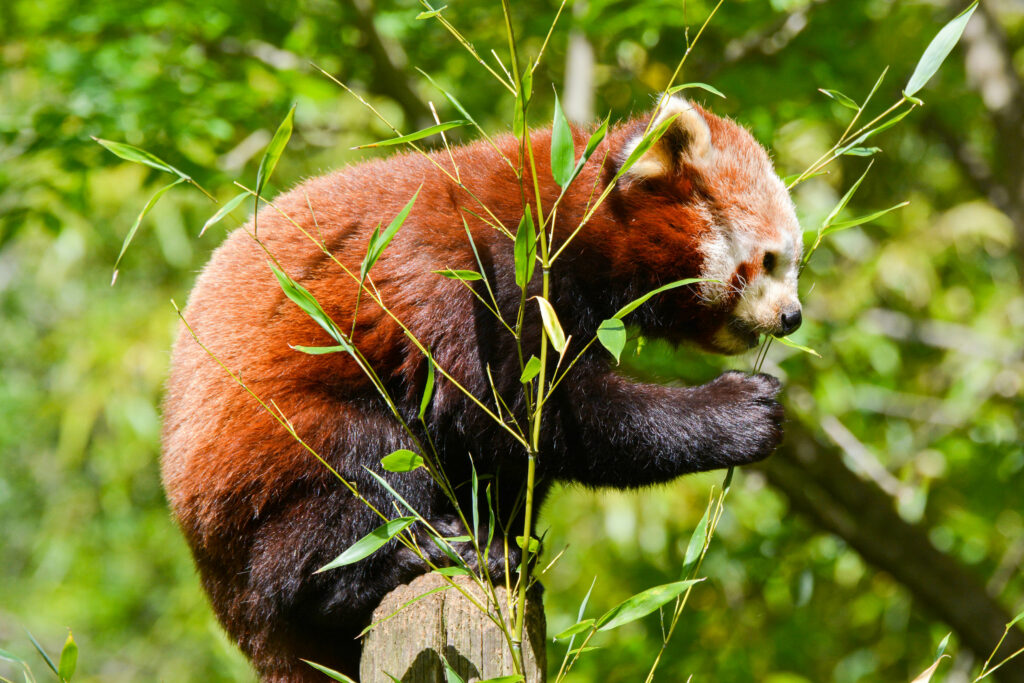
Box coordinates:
[771,335,822,359]
[315,517,416,572]
[513,68,533,138]
[57,632,76,682]
[613,278,708,320]
[910,655,949,683]
[818,88,859,110]
[1008,609,1024,630]
[92,138,188,178]
[682,505,711,572]
[433,566,472,577]
[361,187,421,281]
[291,344,352,355]
[433,269,483,281]
[416,5,446,19]
[112,177,186,282]
[823,162,874,229]
[200,191,248,236]
[613,114,679,181]
[823,201,909,234]
[301,660,357,682]
[551,93,575,188]
[380,449,424,473]
[353,120,469,149]
[842,146,881,157]
[419,355,435,420]
[935,633,951,660]
[440,654,467,683]
[904,2,978,96]
[534,296,566,353]
[271,265,350,348]
[520,355,542,383]
[477,677,524,683]
[514,207,537,289]
[256,104,295,199]
[25,632,57,676]
[596,579,704,631]
[666,82,727,99]
[596,318,626,364]
[553,619,596,640]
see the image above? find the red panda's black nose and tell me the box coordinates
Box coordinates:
[779,307,802,336]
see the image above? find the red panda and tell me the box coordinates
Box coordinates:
[161,96,802,682]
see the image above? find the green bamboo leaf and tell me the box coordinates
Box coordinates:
[271,266,352,350]
[613,278,708,320]
[818,88,859,110]
[477,677,524,683]
[419,355,435,420]
[596,318,626,364]
[682,505,711,572]
[534,296,566,353]
[515,535,540,553]
[1008,609,1024,629]
[520,355,542,383]
[440,654,467,683]
[513,68,533,138]
[553,619,596,640]
[613,113,679,181]
[823,162,873,229]
[666,82,726,99]
[353,120,469,149]
[469,458,479,541]
[771,335,822,358]
[934,633,951,660]
[92,138,188,178]
[562,113,610,188]
[361,187,421,281]
[417,70,483,132]
[364,469,420,517]
[823,201,909,234]
[26,632,57,676]
[551,92,575,188]
[596,579,703,632]
[904,2,978,97]
[256,104,295,198]
[433,566,472,577]
[57,632,76,682]
[301,660,357,682]
[910,655,949,683]
[291,344,352,355]
[841,146,881,157]
[200,191,248,236]
[416,5,446,19]
[112,177,186,283]
[868,107,915,137]
[433,269,483,281]
[380,449,424,473]
[316,517,416,572]
[514,206,536,289]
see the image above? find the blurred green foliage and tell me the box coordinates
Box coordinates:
[1,0,1021,681]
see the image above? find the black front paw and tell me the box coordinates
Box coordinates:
[702,371,784,466]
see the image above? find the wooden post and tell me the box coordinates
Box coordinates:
[360,573,546,682]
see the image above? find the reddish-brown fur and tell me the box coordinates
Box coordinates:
[162,101,793,681]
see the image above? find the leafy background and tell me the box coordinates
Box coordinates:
[1,0,1022,681]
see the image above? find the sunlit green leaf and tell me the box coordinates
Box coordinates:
[301,659,357,682]
[596,318,626,364]
[353,120,469,149]
[666,82,726,99]
[823,201,909,234]
[551,93,575,188]
[57,632,76,682]
[613,278,708,320]
[534,296,566,353]
[112,176,186,282]
[271,265,350,348]
[904,2,978,96]
[92,138,188,178]
[596,579,703,631]
[361,187,421,281]
[316,517,416,572]
[553,619,596,640]
[771,335,822,358]
[433,566,472,577]
[416,5,446,19]
[520,355,542,383]
[255,104,295,198]
[818,88,859,110]
[682,505,711,572]
[434,269,483,281]
[200,191,248,236]
[842,146,881,157]
[514,207,536,289]
[613,113,679,181]
[419,355,435,420]
[381,449,424,472]
[516,535,540,553]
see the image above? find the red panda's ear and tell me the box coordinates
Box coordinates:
[621,96,714,179]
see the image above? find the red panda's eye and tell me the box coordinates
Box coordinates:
[762,251,777,273]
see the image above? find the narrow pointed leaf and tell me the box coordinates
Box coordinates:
[683,505,711,571]
[381,449,424,473]
[596,318,626,363]
[667,82,726,99]
[271,265,350,347]
[910,655,949,683]
[316,517,416,572]
[57,632,76,682]
[553,619,596,640]
[842,146,881,157]
[291,344,352,355]
[477,677,524,683]
[362,187,421,280]
[613,113,679,181]
[551,93,575,188]
[565,113,610,187]
[1008,609,1024,629]
[818,88,859,110]
[256,104,295,197]
[613,278,708,319]
[112,177,186,279]
[534,296,566,353]
[470,457,479,541]
[434,269,483,281]
[440,654,467,683]
[904,2,978,96]
[301,660,358,682]
[823,162,873,229]
[416,5,446,19]
[771,335,822,358]
[26,632,57,676]
[513,68,533,138]
[824,201,909,234]
[514,206,536,289]
[520,355,542,383]
[433,566,472,577]
[419,355,435,420]
[92,138,188,178]
[596,579,703,631]
[353,120,469,149]
[934,633,951,660]
[200,191,248,236]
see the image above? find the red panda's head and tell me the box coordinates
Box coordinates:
[609,96,803,355]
